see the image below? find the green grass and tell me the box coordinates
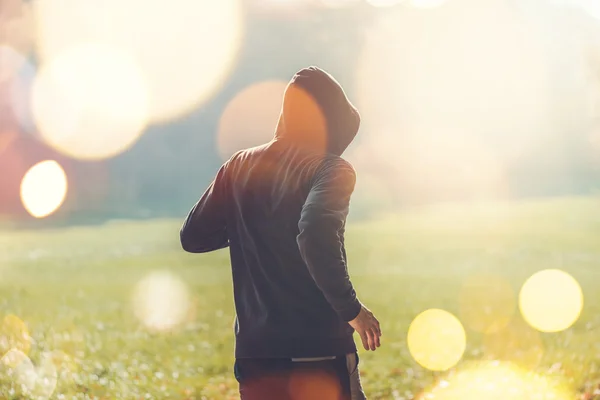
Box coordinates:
[0,196,599,399]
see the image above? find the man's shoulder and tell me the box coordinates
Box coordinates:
[317,154,356,178]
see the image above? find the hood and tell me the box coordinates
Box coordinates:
[275,66,360,156]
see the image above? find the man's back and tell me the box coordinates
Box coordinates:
[180,67,380,371]
[224,139,359,358]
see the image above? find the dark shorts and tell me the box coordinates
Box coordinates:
[234,353,367,400]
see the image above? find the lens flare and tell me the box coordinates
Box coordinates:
[20,160,68,218]
[458,274,515,334]
[519,269,584,333]
[416,361,573,400]
[132,271,191,332]
[31,43,149,160]
[217,81,288,160]
[356,2,552,162]
[33,0,244,123]
[407,309,466,371]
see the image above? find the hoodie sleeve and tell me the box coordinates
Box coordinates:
[297,159,362,322]
[180,162,230,253]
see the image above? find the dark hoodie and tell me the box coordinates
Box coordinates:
[180,66,362,358]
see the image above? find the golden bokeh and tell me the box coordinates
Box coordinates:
[482,317,544,370]
[132,271,192,332]
[217,80,288,160]
[407,309,466,371]
[31,43,150,160]
[417,361,574,400]
[33,0,244,123]
[20,160,68,218]
[0,314,31,355]
[458,273,515,334]
[519,269,584,333]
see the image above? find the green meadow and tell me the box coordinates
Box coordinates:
[0,196,599,399]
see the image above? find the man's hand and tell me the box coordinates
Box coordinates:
[349,305,381,351]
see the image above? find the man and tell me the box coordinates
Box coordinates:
[180,66,381,399]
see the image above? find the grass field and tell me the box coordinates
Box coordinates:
[0,196,599,399]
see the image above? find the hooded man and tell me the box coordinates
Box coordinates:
[180,66,381,400]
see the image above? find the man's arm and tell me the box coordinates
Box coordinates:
[297,159,381,351]
[180,163,229,253]
[297,159,361,320]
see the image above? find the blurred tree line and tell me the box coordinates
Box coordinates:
[1,2,600,227]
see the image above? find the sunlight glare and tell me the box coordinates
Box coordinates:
[365,0,403,7]
[407,309,466,371]
[33,0,244,123]
[31,43,149,160]
[409,0,449,8]
[417,361,573,400]
[20,160,68,218]
[318,0,362,8]
[356,3,552,166]
[519,269,584,333]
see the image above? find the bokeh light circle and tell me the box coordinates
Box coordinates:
[407,309,466,371]
[417,361,574,400]
[20,160,68,218]
[519,269,584,333]
[31,43,149,160]
[217,80,287,160]
[132,271,191,332]
[33,0,244,123]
